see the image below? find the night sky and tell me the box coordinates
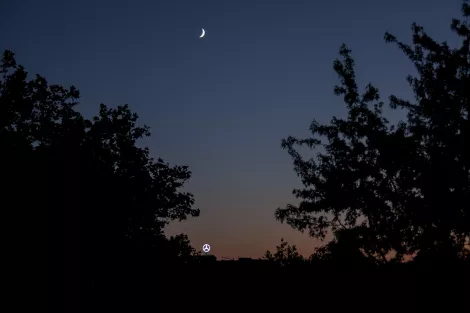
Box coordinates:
[1,0,462,258]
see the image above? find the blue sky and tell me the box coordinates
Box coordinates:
[1,0,463,258]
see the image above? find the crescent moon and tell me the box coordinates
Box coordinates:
[200,28,205,38]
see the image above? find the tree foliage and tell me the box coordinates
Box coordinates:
[310,228,378,267]
[0,50,200,274]
[264,238,306,266]
[277,2,470,262]
[166,233,199,262]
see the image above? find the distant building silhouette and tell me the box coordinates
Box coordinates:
[197,254,216,263]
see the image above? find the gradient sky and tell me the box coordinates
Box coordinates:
[1,0,463,258]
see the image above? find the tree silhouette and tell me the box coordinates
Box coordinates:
[264,238,305,266]
[276,2,470,262]
[0,49,201,310]
[310,228,377,268]
[166,233,199,263]
[78,103,200,247]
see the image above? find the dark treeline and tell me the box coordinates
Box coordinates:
[2,1,468,312]
[273,2,470,268]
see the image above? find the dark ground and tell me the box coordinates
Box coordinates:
[72,261,470,312]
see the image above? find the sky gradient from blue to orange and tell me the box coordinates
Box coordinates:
[1,0,463,258]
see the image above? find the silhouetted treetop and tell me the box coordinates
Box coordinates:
[264,238,305,267]
[1,50,81,149]
[1,49,200,269]
[277,1,470,262]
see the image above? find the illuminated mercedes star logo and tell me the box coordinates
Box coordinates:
[202,244,211,253]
